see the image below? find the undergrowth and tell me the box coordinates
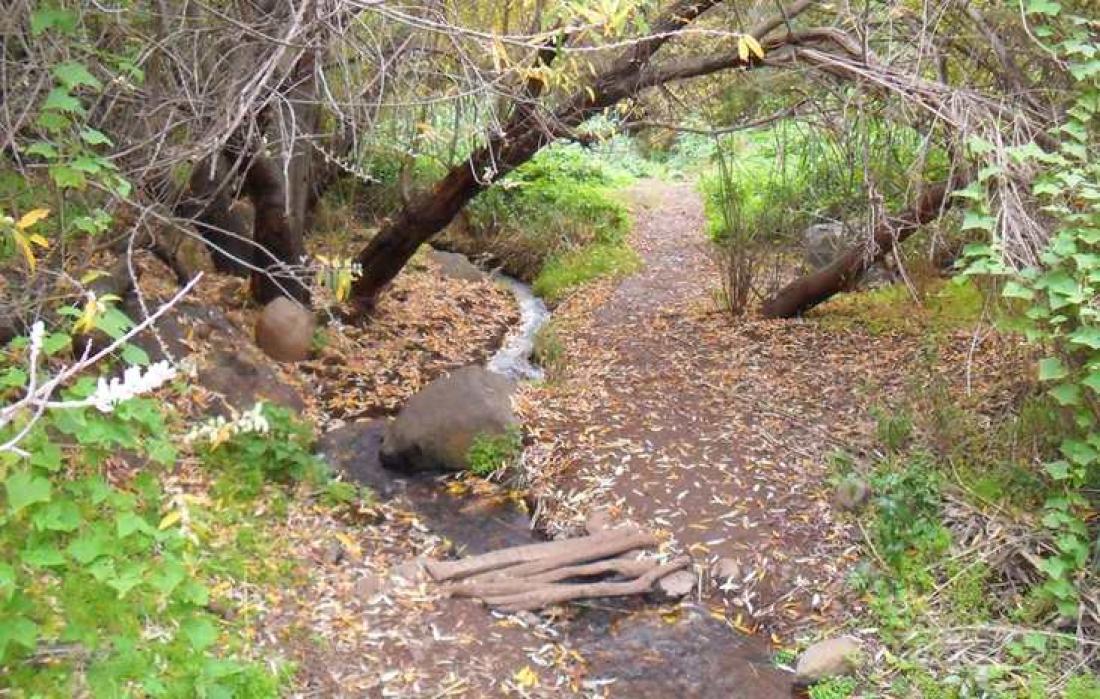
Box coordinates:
[467,427,523,477]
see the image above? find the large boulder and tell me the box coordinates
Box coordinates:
[381,366,517,473]
[255,296,315,362]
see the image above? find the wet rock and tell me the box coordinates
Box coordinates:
[381,365,517,473]
[316,420,407,499]
[198,348,305,415]
[391,558,428,587]
[656,569,696,599]
[834,477,871,512]
[255,296,315,362]
[712,558,742,586]
[795,636,862,685]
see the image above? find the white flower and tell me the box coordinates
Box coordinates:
[89,361,177,412]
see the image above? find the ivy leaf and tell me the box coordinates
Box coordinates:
[49,165,87,190]
[961,211,996,231]
[1044,460,1071,480]
[33,500,80,532]
[30,8,77,35]
[29,442,62,472]
[79,128,113,146]
[1001,281,1034,300]
[5,471,52,515]
[1082,370,1100,394]
[67,530,109,564]
[1038,357,1068,381]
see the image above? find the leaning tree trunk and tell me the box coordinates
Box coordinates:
[239,155,311,305]
[759,179,959,319]
[176,154,255,277]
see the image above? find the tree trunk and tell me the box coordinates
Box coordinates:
[239,154,311,305]
[177,155,254,276]
[759,179,959,319]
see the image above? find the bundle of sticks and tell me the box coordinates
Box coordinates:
[424,526,690,612]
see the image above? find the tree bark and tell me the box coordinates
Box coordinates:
[239,154,311,305]
[759,179,960,319]
[177,155,254,277]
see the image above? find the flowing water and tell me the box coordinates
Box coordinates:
[486,275,550,381]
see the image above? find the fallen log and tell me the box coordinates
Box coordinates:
[424,527,654,582]
[481,557,691,613]
[427,525,686,612]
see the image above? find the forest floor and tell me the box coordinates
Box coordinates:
[246,180,1032,697]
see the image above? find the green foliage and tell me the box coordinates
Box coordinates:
[533,240,641,303]
[434,143,634,286]
[808,676,858,699]
[197,404,328,500]
[873,406,913,452]
[466,427,523,477]
[957,3,1099,618]
[0,355,286,695]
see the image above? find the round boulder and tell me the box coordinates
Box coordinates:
[380,365,517,473]
[255,296,315,363]
[795,636,863,685]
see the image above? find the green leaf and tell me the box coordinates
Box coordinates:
[5,471,52,515]
[181,617,218,651]
[1083,371,1100,394]
[43,332,71,355]
[1002,281,1034,300]
[961,211,997,232]
[21,545,65,568]
[1025,0,1060,15]
[33,500,80,532]
[0,616,38,658]
[106,562,146,598]
[52,62,102,91]
[67,530,109,564]
[0,562,15,602]
[1038,357,1069,381]
[79,128,113,146]
[116,511,154,538]
[30,442,62,472]
[1050,382,1082,406]
[30,8,77,35]
[1045,460,1071,480]
[41,88,83,114]
[25,142,58,159]
[49,165,87,190]
[1069,326,1100,349]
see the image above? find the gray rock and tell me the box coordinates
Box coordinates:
[427,249,487,282]
[834,478,871,512]
[198,348,306,416]
[255,296,315,362]
[381,366,517,473]
[316,420,407,499]
[712,558,742,586]
[657,569,696,599]
[795,637,862,684]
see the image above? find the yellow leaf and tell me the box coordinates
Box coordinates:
[80,269,109,285]
[16,208,49,230]
[73,295,101,335]
[28,234,49,248]
[11,231,38,272]
[742,34,765,60]
[158,510,182,530]
[738,37,749,62]
[513,666,538,689]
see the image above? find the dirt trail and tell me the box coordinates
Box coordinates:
[530,180,877,637]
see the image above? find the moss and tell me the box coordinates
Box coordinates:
[533,241,641,303]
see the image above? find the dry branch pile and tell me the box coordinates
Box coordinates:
[426,527,689,612]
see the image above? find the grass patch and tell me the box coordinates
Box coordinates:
[532,320,568,381]
[532,240,641,303]
[467,427,523,477]
[813,277,991,336]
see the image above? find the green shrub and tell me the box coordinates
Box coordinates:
[194,403,328,500]
[466,427,523,477]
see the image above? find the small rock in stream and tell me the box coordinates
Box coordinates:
[656,569,696,599]
[712,558,742,586]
